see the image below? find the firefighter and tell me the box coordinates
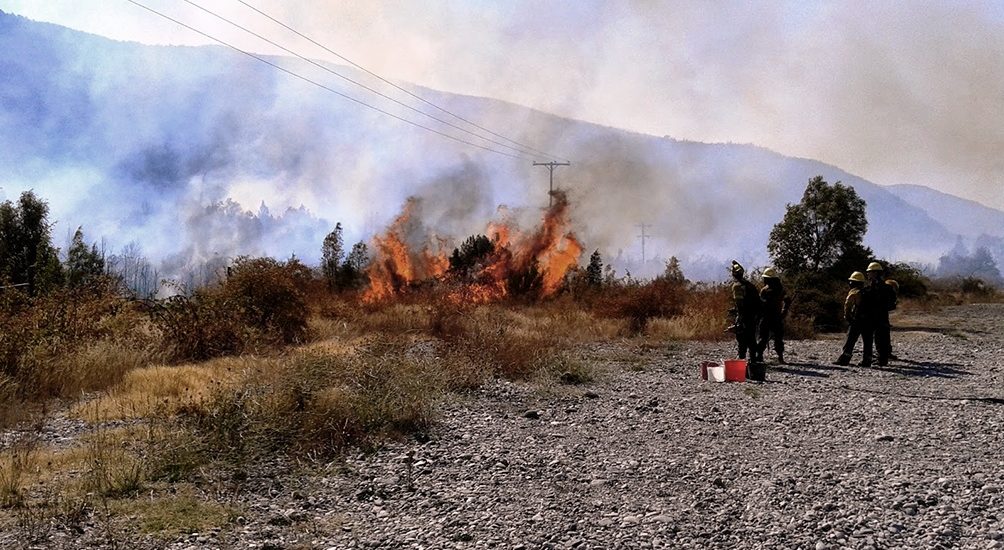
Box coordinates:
[757,267,791,364]
[729,260,761,361]
[835,271,874,366]
[885,278,900,359]
[866,262,897,366]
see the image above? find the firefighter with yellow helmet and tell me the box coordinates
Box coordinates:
[866,261,897,365]
[756,267,791,364]
[835,270,875,366]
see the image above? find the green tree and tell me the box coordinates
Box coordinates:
[321,223,344,288]
[65,227,105,287]
[660,256,687,285]
[0,191,64,294]
[338,241,370,289]
[585,250,603,287]
[768,176,870,276]
[448,234,495,277]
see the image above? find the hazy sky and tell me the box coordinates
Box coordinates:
[2,0,1002,210]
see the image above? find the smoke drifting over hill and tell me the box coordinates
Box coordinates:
[3,1,1001,211]
[0,10,1001,283]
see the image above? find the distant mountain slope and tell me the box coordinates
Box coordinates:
[0,10,977,278]
[885,184,1004,239]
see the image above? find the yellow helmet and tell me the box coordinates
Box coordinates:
[866,261,884,272]
[886,279,900,292]
[849,271,866,283]
[731,260,745,276]
[762,267,779,279]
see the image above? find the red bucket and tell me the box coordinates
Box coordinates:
[724,359,747,382]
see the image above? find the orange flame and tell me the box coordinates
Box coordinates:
[362,198,449,303]
[364,191,582,304]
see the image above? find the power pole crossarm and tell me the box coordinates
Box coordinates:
[533,161,571,207]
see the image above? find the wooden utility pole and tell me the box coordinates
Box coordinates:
[533,161,571,207]
[636,223,652,267]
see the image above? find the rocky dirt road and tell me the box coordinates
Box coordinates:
[8,304,1004,549]
[201,303,1002,550]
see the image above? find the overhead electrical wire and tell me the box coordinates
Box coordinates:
[179,0,551,161]
[234,0,570,163]
[124,0,533,161]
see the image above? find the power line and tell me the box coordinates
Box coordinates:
[124,0,531,160]
[180,0,549,161]
[234,0,569,163]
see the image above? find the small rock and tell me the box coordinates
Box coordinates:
[584,391,600,399]
[875,435,895,442]
[524,410,541,419]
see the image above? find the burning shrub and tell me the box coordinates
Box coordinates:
[363,192,582,305]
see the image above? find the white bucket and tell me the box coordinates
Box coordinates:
[707,365,726,382]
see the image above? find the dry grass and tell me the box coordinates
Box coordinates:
[178,345,448,457]
[112,491,236,538]
[71,359,247,422]
[355,303,433,334]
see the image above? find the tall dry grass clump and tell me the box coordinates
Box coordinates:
[0,277,155,425]
[176,345,446,458]
[588,276,688,335]
[149,256,310,362]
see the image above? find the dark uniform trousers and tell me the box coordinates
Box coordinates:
[874,321,891,365]
[872,287,893,365]
[758,315,784,358]
[843,322,874,366]
[736,313,758,360]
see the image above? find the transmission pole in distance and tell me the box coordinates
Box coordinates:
[533,161,571,207]
[636,223,652,267]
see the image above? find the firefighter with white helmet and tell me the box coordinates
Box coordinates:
[835,270,875,366]
[756,267,791,364]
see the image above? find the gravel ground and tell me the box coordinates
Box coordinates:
[5,303,1004,549]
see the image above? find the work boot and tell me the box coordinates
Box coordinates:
[834,354,851,366]
[776,352,786,365]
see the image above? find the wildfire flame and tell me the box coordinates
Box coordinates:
[361,198,450,303]
[362,191,582,304]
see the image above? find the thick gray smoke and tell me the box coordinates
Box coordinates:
[1,9,1001,285]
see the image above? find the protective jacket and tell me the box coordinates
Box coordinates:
[760,281,788,318]
[844,288,865,324]
[733,278,761,316]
